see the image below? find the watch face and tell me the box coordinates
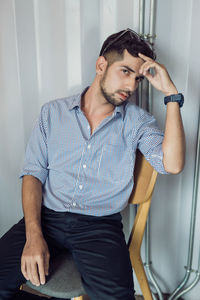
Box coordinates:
[174,94,183,101]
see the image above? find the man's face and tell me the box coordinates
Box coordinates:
[100,50,144,106]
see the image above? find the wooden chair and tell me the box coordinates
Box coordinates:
[128,150,157,300]
[21,150,157,300]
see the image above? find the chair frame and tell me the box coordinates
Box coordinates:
[128,150,157,300]
[22,150,157,300]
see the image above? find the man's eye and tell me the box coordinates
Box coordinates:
[122,69,129,75]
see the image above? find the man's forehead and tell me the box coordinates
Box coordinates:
[121,49,144,65]
[112,50,143,72]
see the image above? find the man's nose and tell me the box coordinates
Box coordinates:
[125,78,137,93]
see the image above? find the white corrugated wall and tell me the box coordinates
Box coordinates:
[0,0,200,299]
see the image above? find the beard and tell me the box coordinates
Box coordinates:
[100,73,133,107]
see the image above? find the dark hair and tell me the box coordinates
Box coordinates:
[99,29,156,63]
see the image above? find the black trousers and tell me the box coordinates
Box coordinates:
[0,206,135,300]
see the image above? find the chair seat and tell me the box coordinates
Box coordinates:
[26,252,85,299]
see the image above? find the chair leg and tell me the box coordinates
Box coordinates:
[131,254,153,300]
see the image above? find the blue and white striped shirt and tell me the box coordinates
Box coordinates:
[19,88,168,216]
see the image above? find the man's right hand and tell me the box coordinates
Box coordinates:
[21,234,50,286]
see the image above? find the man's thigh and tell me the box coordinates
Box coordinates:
[0,208,66,300]
[68,213,135,300]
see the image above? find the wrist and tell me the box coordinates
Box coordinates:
[25,222,43,240]
[26,231,43,242]
[164,88,178,97]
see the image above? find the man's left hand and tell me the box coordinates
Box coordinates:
[138,53,178,96]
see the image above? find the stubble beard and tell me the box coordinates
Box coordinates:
[100,73,132,107]
[100,86,123,106]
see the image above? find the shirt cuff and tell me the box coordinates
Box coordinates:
[148,147,169,175]
[19,168,48,184]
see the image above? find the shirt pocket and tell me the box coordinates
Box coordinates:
[98,143,132,183]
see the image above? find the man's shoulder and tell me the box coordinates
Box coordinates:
[42,93,81,112]
[125,102,152,122]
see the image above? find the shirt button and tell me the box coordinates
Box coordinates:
[83,164,86,169]
[72,202,76,207]
[88,144,91,149]
[79,184,83,190]
[87,125,90,130]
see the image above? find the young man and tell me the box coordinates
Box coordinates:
[0,29,185,300]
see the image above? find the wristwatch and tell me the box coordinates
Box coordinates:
[164,93,184,108]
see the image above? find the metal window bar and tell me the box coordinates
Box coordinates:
[169,105,200,299]
[138,1,164,299]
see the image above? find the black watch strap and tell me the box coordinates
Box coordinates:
[164,93,184,108]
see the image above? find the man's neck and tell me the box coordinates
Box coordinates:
[81,81,114,117]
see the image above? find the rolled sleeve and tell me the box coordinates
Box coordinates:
[19,104,49,184]
[135,112,169,174]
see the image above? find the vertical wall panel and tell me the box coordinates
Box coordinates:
[99,0,118,45]
[116,0,134,30]
[65,0,82,94]
[14,0,39,141]
[80,0,100,87]
[0,0,24,234]
[34,0,68,102]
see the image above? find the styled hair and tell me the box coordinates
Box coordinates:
[99,29,156,64]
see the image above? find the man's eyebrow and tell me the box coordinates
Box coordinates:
[122,65,136,73]
[122,65,144,79]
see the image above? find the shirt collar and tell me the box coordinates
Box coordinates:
[68,86,125,120]
[114,104,125,120]
[68,87,89,110]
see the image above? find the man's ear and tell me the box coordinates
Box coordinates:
[96,56,108,75]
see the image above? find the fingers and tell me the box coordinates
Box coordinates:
[44,252,50,276]
[139,61,161,75]
[31,259,41,286]
[138,52,154,62]
[21,255,49,286]
[139,53,165,77]
[38,256,46,285]
[138,53,176,94]
[21,258,29,281]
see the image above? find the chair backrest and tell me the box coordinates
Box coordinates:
[128,150,158,300]
[129,150,158,205]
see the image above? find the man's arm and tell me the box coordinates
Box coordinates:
[21,175,50,286]
[139,53,185,174]
[162,99,185,174]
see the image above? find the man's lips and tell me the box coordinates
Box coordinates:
[118,92,129,100]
